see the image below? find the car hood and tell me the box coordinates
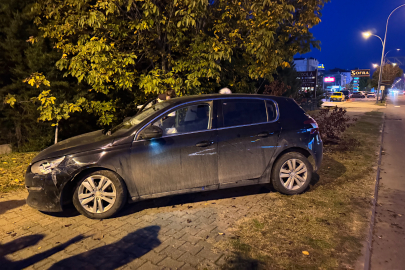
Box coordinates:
[32,130,117,164]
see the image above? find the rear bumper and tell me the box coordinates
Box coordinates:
[25,168,63,212]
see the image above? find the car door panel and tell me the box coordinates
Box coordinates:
[218,122,280,183]
[129,101,218,196]
[217,99,281,184]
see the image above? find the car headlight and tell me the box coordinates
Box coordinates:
[31,156,66,175]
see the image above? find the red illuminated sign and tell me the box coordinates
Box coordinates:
[324,77,335,83]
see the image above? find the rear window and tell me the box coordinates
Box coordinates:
[222,99,267,127]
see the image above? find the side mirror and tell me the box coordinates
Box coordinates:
[139,125,163,140]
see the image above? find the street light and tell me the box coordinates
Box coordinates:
[384,48,401,58]
[372,64,379,68]
[362,4,405,103]
[362,31,384,46]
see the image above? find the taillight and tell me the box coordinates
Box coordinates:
[304,117,319,134]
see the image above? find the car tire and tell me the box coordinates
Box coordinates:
[271,152,313,195]
[73,170,127,219]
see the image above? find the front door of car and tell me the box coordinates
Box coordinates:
[130,101,219,196]
[217,99,281,184]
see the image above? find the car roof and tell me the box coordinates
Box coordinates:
[165,94,290,106]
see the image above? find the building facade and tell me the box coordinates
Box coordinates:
[293,57,319,72]
[320,68,353,92]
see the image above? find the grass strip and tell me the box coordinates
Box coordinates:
[0,152,37,193]
[219,111,383,270]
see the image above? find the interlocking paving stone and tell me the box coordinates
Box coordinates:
[159,245,185,260]
[137,261,163,270]
[196,247,222,262]
[158,256,185,269]
[0,185,271,269]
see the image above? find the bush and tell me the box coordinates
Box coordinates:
[312,107,356,143]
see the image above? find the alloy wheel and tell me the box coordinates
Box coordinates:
[78,175,117,213]
[279,159,308,190]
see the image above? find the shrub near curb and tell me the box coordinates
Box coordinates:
[312,107,357,143]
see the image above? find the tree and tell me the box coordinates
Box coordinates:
[371,64,403,89]
[359,77,371,92]
[0,0,100,149]
[276,63,302,98]
[0,0,54,149]
[21,0,328,125]
[263,80,290,96]
[260,62,301,98]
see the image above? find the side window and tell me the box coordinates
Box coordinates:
[222,100,267,128]
[153,103,210,136]
[266,100,277,121]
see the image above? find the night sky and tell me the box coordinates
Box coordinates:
[298,0,405,71]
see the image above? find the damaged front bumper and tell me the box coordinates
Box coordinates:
[25,167,64,212]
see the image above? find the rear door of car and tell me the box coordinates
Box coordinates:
[217,98,281,184]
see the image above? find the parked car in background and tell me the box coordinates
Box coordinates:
[351,92,365,98]
[330,92,345,102]
[341,90,350,100]
[25,94,323,219]
[367,93,376,98]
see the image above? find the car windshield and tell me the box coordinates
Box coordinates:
[334,93,342,96]
[111,101,172,134]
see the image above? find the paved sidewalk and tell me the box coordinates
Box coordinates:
[370,95,405,270]
[0,185,272,269]
[322,98,384,111]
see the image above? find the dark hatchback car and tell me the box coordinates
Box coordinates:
[351,92,365,98]
[25,94,323,219]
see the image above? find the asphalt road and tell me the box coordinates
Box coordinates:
[371,95,405,270]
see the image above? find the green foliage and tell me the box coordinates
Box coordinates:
[0,0,100,150]
[359,77,371,92]
[29,0,328,125]
[371,64,403,88]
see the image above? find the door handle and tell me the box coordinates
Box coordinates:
[257,132,270,137]
[196,141,214,147]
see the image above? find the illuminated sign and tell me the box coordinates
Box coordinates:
[351,69,370,77]
[297,71,317,88]
[324,77,336,83]
[318,64,325,70]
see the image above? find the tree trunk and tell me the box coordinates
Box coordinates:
[54,124,58,144]
[14,120,22,149]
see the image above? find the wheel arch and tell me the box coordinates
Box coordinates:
[270,147,312,177]
[61,166,129,206]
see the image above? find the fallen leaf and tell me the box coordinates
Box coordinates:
[38,247,41,250]
[218,232,224,235]
[187,219,192,223]
[302,251,309,256]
